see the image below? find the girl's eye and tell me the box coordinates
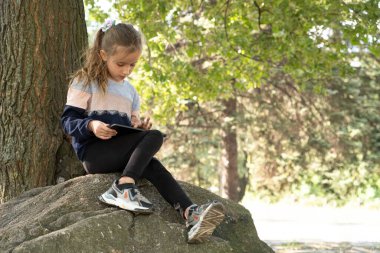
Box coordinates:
[117,63,124,67]
[131,64,136,67]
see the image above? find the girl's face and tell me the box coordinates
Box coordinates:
[100,46,141,83]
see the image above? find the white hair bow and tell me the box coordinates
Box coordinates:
[101,18,116,32]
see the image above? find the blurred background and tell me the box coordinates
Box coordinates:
[83,0,380,251]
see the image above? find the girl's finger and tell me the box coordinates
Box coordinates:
[100,135,111,140]
[106,130,117,135]
[102,127,116,135]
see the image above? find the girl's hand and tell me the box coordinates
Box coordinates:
[131,115,152,130]
[88,120,117,140]
[139,117,152,130]
[131,115,141,128]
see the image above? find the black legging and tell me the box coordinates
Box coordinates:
[82,130,193,212]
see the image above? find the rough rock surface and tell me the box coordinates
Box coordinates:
[0,174,274,253]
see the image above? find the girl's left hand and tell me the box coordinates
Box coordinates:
[140,117,152,130]
[131,115,152,130]
[131,115,141,128]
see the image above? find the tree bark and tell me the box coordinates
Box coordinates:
[0,0,87,203]
[220,97,240,201]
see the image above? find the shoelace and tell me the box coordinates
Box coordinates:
[186,205,203,227]
[188,204,200,216]
[134,188,151,203]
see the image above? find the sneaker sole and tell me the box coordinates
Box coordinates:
[98,194,153,214]
[187,202,225,243]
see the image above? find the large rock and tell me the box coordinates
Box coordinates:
[0,174,274,253]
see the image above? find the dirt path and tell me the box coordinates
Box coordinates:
[267,241,380,253]
[241,198,380,253]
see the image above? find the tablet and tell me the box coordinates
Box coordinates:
[109,124,145,135]
[109,124,167,137]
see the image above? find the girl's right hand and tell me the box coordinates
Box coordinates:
[88,120,117,140]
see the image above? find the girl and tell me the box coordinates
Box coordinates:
[61,19,225,243]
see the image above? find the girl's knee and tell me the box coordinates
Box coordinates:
[148,129,164,146]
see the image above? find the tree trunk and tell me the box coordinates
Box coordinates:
[0,0,87,203]
[220,97,240,201]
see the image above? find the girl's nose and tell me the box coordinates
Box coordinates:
[123,67,131,75]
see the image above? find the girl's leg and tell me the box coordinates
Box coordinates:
[83,130,164,213]
[141,158,225,244]
[82,130,163,179]
[120,130,163,180]
[140,158,193,217]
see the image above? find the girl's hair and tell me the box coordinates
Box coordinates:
[71,23,143,93]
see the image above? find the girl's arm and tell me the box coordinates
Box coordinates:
[61,105,94,141]
[61,80,95,141]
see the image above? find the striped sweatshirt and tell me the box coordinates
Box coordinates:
[61,78,140,161]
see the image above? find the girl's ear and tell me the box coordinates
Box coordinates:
[99,50,108,61]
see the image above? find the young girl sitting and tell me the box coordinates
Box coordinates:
[61,19,225,243]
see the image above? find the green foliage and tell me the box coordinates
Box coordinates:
[244,57,380,205]
[85,0,380,204]
[85,0,380,117]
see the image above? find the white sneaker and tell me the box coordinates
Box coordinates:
[98,180,153,214]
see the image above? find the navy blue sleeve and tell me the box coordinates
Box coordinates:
[61,105,94,141]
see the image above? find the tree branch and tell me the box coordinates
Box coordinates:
[253,1,262,31]
[224,0,262,62]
